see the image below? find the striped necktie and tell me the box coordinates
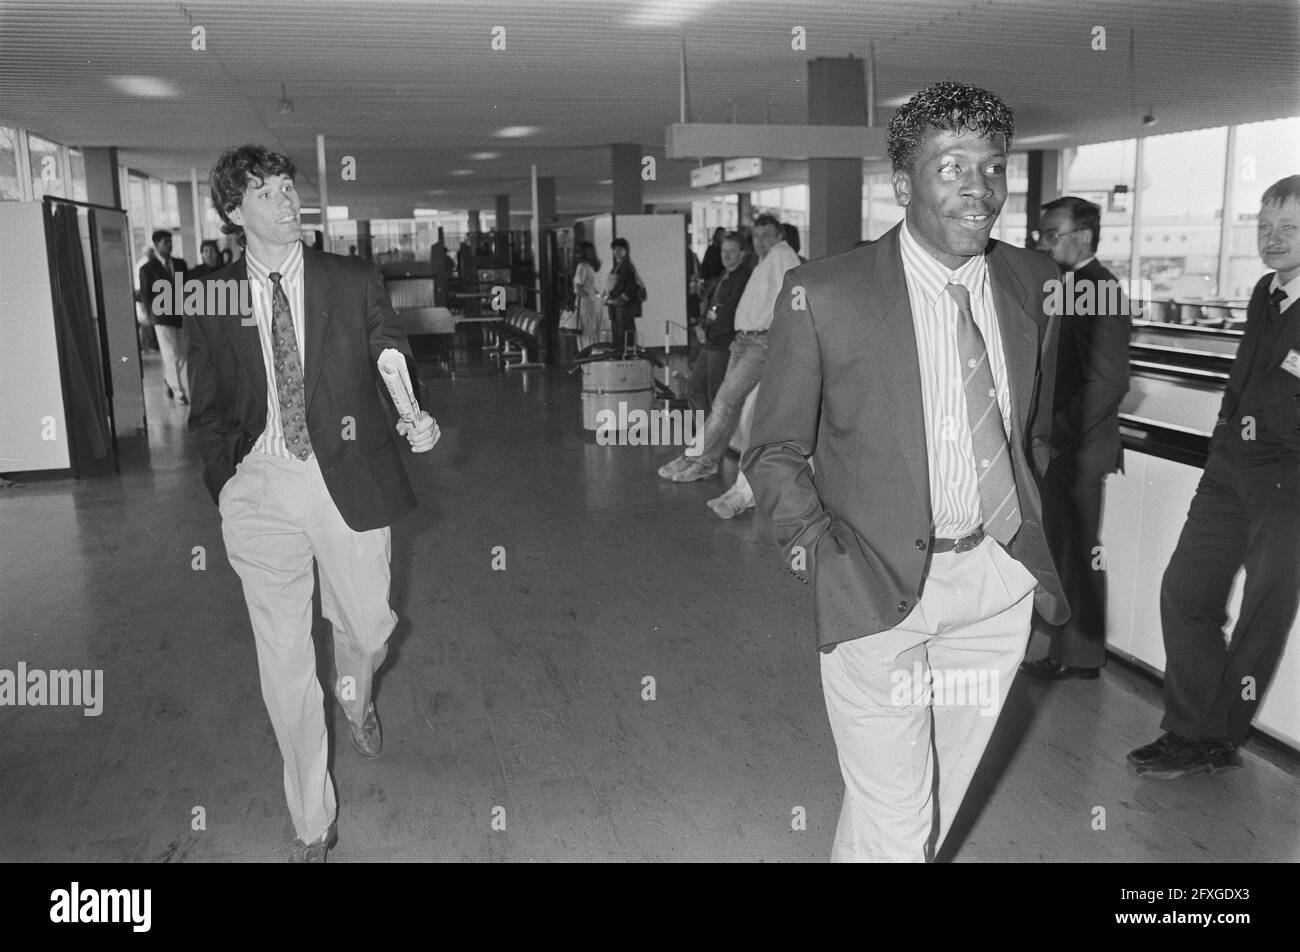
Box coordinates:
[268,271,313,460]
[944,280,1020,544]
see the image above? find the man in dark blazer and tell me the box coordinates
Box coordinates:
[138,229,189,402]
[743,81,1066,862]
[1130,175,1300,779]
[1022,197,1131,680]
[188,144,439,862]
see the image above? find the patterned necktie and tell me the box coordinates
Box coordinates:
[268,271,313,460]
[944,280,1021,544]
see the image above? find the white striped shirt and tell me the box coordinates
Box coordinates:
[243,240,308,460]
[899,220,1013,539]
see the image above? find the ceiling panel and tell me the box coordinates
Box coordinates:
[1,0,1296,217]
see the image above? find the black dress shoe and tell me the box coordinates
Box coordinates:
[1128,732,1189,766]
[1019,657,1100,681]
[1136,737,1241,780]
[345,702,382,758]
[289,821,337,863]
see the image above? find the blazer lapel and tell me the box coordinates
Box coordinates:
[302,248,334,409]
[866,229,931,511]
[225,258,267,408]
[987,248,1040,443]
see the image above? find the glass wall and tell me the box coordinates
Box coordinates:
[1061,138,1138,281]
[1064,116,1299,303]
[1224,116,1300,298]
[1136,127,1226,299]
[26,133,65,201]
[0,127,23,200]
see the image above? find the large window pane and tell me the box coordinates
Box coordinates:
[68,148,87,202]
[1225,116,1300,299]
[0,126,21,200]
[27,133,65,200]
[1062,139,1137,282]
[1136,127,1227,298]
[127,173,152,279]
[863,173,904,240]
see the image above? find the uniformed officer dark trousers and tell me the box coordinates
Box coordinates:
[1042,452,1110,669]
[1159,446,1300,746]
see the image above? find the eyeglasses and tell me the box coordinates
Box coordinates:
[1035,228,1079,244]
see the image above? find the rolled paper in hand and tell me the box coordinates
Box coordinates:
[378,348,420,427]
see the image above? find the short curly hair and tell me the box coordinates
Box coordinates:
[209,145,297,237]
[887,81,1015,173]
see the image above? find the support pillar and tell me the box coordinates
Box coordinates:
[807,57,867,260]
[1026,150,1063,245]
[356,220,372,261]
[81,147,121,208]
[610,143,642,215]
[536,176,557,225]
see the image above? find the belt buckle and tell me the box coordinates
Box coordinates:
[953,526,985,553]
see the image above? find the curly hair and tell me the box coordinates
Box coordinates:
[887,81,1015,173]
[209,145,297,236]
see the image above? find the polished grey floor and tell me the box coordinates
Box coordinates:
[1,346,1296,862]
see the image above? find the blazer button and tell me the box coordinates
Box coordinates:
[915,538,927,550]
[897,600,908,613]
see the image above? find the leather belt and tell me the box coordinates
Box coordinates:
[930,525,985,554]
[736,329,768,336]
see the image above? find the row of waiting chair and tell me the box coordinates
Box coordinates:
[485,305,546,371]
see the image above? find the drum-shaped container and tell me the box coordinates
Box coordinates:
[580,358,655,430]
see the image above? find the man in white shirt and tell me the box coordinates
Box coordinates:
[658,214,802,483]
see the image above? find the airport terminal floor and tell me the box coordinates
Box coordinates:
[1,346,1297,863]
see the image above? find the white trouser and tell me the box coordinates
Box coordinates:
[154,324,189,397]
[220,451,397,843]
[820,534,1037,862]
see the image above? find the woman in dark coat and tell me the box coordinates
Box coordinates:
[605,237,641,351]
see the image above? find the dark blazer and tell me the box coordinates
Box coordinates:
[1050,257,1131,472]
[703,263,752,349]
[742,224,1068,650]
[186,245,417,532]
[139,254,189,328]
[1214,272,1300,453]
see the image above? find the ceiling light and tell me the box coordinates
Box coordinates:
[108,75,179,98]
[494,126,539,138]
[627,0,710,27]
[596,179,613,186]
[450,169,473,176]
[470,152,500,160]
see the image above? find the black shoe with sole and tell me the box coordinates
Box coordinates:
[289,821,338,863]
[1136,737,1242,780]
[1128,732,1189,766]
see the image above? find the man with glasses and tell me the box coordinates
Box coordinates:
[1021,197,1131,681]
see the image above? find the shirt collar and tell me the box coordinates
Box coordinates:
[1073,255,1097,272]
[900,219,988,305]
[245,240,304,285]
